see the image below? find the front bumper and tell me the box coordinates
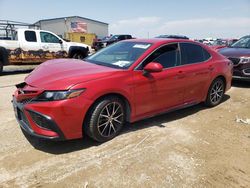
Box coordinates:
[12,98,65,140]
[233,62,250,81]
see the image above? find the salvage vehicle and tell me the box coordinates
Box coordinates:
[92,34,133,51]
[12,39,232,142]
[0,28,90,74]
[218,35,250,80]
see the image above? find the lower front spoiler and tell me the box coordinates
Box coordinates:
[12,99,65,141]
[17,116,64,141]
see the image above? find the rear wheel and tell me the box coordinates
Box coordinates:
[85,97,125,142]
[205,78,225,107]
[0,60,3,75]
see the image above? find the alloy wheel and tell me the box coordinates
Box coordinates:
[97,102,124,137]
[210,80,224,105]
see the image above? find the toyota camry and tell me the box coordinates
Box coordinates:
[12,39,232,142]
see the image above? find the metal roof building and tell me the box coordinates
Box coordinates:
[34,16,109,38]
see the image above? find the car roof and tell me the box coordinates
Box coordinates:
[123,38,192,44]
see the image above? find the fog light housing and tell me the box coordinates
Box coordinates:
[28,110,53,130]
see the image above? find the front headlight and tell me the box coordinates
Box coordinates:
[34,89,86,101]
[239,57,250,64]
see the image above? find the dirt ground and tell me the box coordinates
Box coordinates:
[0,65,250,188]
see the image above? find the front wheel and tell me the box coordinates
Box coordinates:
[85,97,125,142]
[72,52,87,59]
[205,78,225,107]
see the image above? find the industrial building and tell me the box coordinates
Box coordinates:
[34,16,109,39]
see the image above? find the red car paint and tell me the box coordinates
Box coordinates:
[13,39,232,140]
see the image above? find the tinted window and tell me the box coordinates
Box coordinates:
[25,31,37,42]
[118,35,126,40]
[203,48,211,60]
[139,43,180,69]
[180,43,210,65]
[40,32,60,43]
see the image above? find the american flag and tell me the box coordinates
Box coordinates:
[70,22,87,33]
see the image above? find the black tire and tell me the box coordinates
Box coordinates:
[84,97,125,142]
[205,78,225,107]
[72,52,86,59]
[0,60,3,75]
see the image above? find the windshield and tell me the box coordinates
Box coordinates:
[231,36,250,48]
[85,41,152,69]
[109,35,119,40]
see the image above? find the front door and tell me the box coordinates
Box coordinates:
[133,43,185,118]
[39,31,68,60]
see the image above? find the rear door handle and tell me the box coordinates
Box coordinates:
[208,65,214,71]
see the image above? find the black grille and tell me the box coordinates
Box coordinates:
[228,57,240,66]
[17,108,29,125]
[20,98,32,104]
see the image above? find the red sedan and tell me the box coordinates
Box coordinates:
[12,39,233,142]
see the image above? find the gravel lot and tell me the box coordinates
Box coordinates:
[0,65,250,188]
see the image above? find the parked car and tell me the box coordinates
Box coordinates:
[203,38,217,46]
[218,35,250,80]
[155,35,189,39]
[211,39,238,50]
[92,34,133,51]
[12,39,232,142]
[0,28,90,74]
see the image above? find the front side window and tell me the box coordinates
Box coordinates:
[40,32,60,43]
[138,43,180,69]
[180,43,210,65]
[85,41,152,69]
[25,31,37,42]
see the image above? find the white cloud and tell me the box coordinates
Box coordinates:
[110,17,250,39]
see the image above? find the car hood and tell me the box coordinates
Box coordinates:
[219,47,250,58]
[25,59,121,90]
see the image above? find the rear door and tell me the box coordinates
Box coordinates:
[20,30,42,63]
[179,42,212,103]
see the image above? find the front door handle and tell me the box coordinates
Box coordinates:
[174,71,185,79]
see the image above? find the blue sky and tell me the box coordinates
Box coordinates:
[0,0,249,38]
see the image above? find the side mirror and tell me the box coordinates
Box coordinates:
[59,39,63,44]
[143,62,163,73]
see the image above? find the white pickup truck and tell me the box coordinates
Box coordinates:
[0,28,90,73]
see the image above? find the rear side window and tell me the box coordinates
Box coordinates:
[180,43,210,65]
[25,31,37,42]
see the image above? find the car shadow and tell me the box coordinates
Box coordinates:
[232,80,250,88]
[24,94,230,154]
